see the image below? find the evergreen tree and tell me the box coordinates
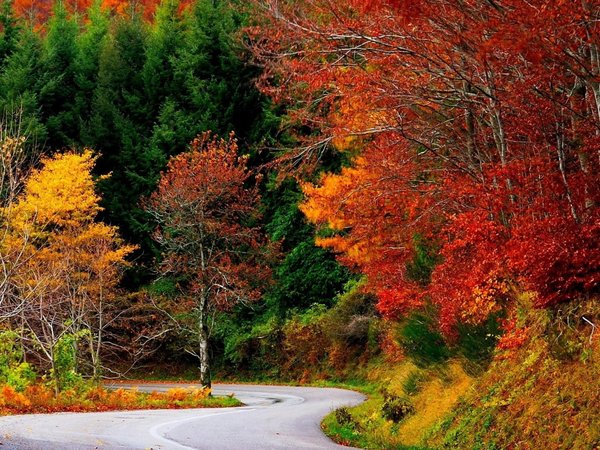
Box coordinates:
[38,0,79,149]
[263,178,350,314]
[141,0,183,123]
[0,0,19,66]
[73,0,108,143]
[0,25,46,141]
[87,15,164,278]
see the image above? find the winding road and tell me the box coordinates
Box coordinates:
[0,383,365,449]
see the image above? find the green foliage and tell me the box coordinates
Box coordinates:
[262,176,351,314]
[0,0,19,64]
[402,370,426,396]
[38,1,79,149]
[147,277,179,297]
[322,280,378,346]
[0,330,36,391]
[398,310,450,367]
[405,234,439,286]
[455,313,503,373]
[335,406,358,428]
[268,231,350,313]
[0,27,46,141]
[52,331,88,392]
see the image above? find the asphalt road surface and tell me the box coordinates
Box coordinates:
[0,383,365,449]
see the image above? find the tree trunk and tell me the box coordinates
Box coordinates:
[198,291,211,388]
[198,324,211,388]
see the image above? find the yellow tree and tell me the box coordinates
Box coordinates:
[0,132,30,322]
[6,150,135,385]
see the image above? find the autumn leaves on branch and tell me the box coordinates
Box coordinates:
[251,0,600,334]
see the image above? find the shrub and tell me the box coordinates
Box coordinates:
[381,389,415,423]
[335,406,357,427]
[52,332,86,392]
[0,330,36,391]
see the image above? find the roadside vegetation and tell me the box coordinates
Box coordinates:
[320,295,599,449]
[0,384,239,415]
[0,329,239,414]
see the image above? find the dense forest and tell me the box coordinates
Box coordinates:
[0,0,598,448]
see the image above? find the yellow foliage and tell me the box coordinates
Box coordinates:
[0,150,136,363]
[5,150,136,295]
[9,150,101,232]
[396,362,472,445]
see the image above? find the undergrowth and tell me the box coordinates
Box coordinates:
[423,295,599,450]
[0,383,240,415]
[322,295,599,449]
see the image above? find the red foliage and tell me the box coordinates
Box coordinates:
[496,318,530,352]
[253,0,600,333]
[148,132,271,311]
[12,0,193,26]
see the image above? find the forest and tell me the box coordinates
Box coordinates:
[0,0,598,448]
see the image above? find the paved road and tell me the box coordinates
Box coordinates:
[0,383,365,449]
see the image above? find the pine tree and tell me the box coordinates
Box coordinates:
[0,26,46,142]
[0,0,19,66]
[73,0,108,143]
[38,0,79,149]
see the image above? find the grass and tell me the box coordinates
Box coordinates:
[320,358,472,449]
[423,296,600,450]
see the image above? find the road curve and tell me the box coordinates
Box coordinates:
[0,383,365,449]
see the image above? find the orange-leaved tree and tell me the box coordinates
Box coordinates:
[252,0,600,335]
[4,150,135,387]
[148,133,271,387]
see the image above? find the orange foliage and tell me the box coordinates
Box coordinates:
[256,0,600,334]
[378,321,404,363]
[0,383,213,415]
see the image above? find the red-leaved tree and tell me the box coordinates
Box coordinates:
[251,0,600,334]
[148,133,271,387]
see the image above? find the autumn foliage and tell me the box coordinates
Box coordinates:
[148,133,271,386]
[0,382,221,415]
[12,0,193,26]
[1,148,135,385]
[253,0,600,333]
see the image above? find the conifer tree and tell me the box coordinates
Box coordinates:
[38,0,79,148]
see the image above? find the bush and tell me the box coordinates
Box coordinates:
[322,280,378,346]
[52,332,86,392]
[381,389,415,423]
[0,331,36,391]
[335,406,358,427]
